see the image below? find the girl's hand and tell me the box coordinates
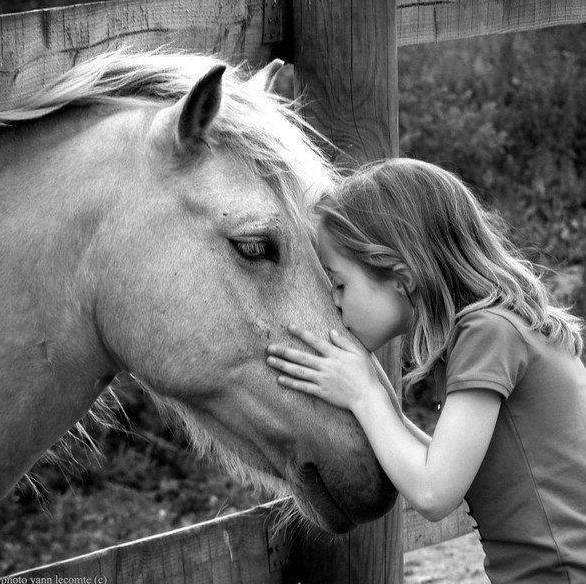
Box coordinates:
[266,325,388,412]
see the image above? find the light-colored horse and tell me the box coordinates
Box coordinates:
[0,50,396,533]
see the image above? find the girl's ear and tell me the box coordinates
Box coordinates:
[392,263,416,294]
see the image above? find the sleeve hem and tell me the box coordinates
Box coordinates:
[446,379,511,399]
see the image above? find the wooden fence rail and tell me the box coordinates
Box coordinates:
[2,0,585,108]
[0,0,276,108]
[398,0,586,45]
[5,499,474,583]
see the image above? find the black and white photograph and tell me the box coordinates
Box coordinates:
[1,1,585,582]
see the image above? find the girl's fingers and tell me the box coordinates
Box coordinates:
[266,356,317,381]
[266,345,322,368]
[276,375,323,397]
[287,325,333,356]
[329,329,360,352]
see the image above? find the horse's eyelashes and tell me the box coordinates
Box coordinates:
[238,241,265,258]
[230,239,280,263]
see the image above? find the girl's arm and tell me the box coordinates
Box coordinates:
[368,355,432,447]
[267,327,500,521]
[402,414,432,447]
[352,386,500,521]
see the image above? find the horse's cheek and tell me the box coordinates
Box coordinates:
[96,249,246,393]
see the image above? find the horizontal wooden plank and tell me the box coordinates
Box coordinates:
[8,497,474,581]
[0,0,274,108]
[1,0,585,108]
[397,0,586,46]
[8,499,290,584]
[402,499,475,553]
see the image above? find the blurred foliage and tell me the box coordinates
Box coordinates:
[0,389,265,574]
[1,15,585,576]
[399,25,586,270]
[400,25,586,431]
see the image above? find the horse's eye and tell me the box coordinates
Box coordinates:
[230,239,280,263]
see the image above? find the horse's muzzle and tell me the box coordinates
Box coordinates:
[287,460,398,534]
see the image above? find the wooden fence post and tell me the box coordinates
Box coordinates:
[286,1,402,582]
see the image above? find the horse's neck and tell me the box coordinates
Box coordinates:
[1,106,116,206]
[0,108,111,351]
[0,106,133,287]
[0,108,121,499]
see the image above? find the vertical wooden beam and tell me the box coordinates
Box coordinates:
[291,0,398,164]
[288,1,402,582]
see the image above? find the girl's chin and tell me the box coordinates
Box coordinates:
[346,329,368,349]
[357,336,380,353]
[366,334,402,353]
[347,329,388,353]
[367,342,385,353]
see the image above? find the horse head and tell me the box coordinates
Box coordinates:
[0,52,397,533]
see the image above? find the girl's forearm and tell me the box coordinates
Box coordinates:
[368,355,431,446]
[402,414,432,447]
[352,389,451,520]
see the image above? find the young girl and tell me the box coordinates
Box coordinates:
[266,158,586,583]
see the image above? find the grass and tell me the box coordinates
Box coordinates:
[0,398,268,574]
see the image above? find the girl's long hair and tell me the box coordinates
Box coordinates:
[316,158,583,390]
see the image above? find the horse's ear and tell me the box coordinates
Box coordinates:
[269,63,295,100]
[174,64,226,153]
[249,59,293,98]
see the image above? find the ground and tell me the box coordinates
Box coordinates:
[405,533,490,584]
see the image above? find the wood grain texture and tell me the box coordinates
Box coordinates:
[403,500,475,553]
[291,0,398,165]
[0,0,275,107]
[284,513,402,584]
[2,0,586,109]
[290,2,402,582]
[397,0,586,46]
[8,498,475,581]
[9,499,290,584]
[376,338,405,582]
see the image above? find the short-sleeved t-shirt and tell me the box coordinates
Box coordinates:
[437,307,586,583]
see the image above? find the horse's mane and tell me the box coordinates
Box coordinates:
[0,48,339,217]
[7,50,337,515]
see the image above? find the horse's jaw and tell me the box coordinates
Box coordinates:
[286,461,356,533]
